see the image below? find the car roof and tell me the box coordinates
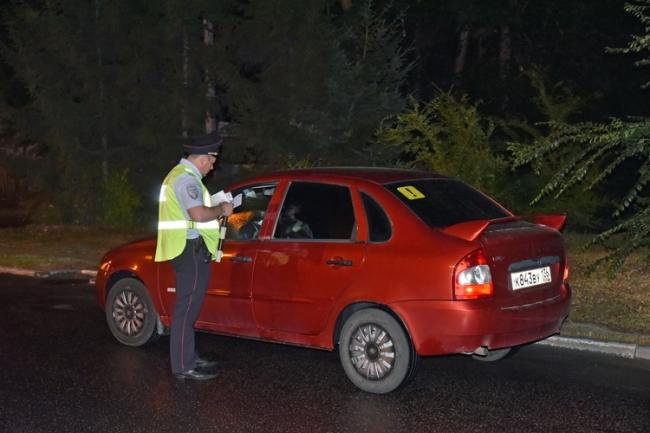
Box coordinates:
[243,167,446,185]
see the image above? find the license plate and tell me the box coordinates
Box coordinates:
[510,266,552,290]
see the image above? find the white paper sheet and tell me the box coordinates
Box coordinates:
[210,190,242,208]
[211,190,232,206]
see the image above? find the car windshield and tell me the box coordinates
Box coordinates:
[386,178,509,228]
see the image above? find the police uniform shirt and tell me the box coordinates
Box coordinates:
[172,158,204,240]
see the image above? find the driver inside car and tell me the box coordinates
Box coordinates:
[239,211,265,240]
[276,203,313,239]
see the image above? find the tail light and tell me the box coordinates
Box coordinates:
[453,249,493,300]
[560,257,570,299]
[563,260,570,282]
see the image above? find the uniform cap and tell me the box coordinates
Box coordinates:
[183,131,222,156]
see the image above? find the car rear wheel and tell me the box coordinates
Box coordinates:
[339,308,417,394]
[106,278,159,347]
[472,347,513,362]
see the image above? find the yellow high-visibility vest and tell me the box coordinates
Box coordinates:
[154,164,220,262]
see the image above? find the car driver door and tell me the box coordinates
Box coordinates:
[158,183,276,337]
[199,183,277,336]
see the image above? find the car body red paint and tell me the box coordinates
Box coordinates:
[96,168,570,392]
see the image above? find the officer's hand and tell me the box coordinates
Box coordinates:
[220,202,234,217]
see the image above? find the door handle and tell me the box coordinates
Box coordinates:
[326,258,352,267]
[231,255,253,263]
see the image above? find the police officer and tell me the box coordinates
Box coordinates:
[154,130,233,380]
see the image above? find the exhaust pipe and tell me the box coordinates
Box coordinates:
[472,345,489,357]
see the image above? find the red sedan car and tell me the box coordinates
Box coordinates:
[96,168,570,394]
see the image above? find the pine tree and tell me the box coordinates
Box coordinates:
[1,0,238,223]
[224,0,412,165]
[1,0,412,221]
[328,0,414,162]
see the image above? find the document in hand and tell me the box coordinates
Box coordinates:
[211,190,242,208]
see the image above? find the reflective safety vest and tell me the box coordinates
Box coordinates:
[154,164,220,262]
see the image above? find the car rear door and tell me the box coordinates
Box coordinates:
[251,181,365,338]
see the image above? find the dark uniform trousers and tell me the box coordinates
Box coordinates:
[170,237,211,374]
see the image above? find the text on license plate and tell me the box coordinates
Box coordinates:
[510,266,552,290]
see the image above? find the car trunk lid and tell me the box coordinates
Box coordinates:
[479,220,566,306]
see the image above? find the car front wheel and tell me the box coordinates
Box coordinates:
[338,308,418,394]
[105,278,159,347]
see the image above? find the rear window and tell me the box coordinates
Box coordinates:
[361,192,391,242]
[386,179,509,228]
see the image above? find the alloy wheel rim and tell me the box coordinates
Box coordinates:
[348,323,395,380]
[112,290,146,336]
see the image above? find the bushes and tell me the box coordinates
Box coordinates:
[374,91,511,203]
[373,89,613,230]
[99,169,142,229]
[30,167,143,229]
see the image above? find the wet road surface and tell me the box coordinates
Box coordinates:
[0,274,649,433]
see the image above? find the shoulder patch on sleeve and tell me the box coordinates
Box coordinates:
[187,184,200,200]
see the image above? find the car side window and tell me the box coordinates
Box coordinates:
[274,182,355,241]
[225,184,276,241]
[361,192,391,242]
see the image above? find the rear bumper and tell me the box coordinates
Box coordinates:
[390,290,571,356]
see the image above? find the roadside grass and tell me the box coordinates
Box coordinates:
[563,233,650,341]
[0,224,153,271]
[1,225,648,340]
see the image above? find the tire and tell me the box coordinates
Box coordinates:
[472,347,514,362]
[105,278,159,347]
[338,308,417,394]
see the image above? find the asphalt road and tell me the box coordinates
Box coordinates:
[0,274,649,433]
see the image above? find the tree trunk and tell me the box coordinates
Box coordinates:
[362,15,369,60]
[499,24,511,82]
[95,0,108,182]
[453,25,470,85]
[475,28,487,64]
[204,18,216,134]
[181,28,189,139]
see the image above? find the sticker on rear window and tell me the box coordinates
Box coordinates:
[397,185,425,200]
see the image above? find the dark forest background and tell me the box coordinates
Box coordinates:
[0,0,648,269]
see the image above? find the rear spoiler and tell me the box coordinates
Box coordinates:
[441,213,567,242]
[441,216,518,242]
[525,213,567,232]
